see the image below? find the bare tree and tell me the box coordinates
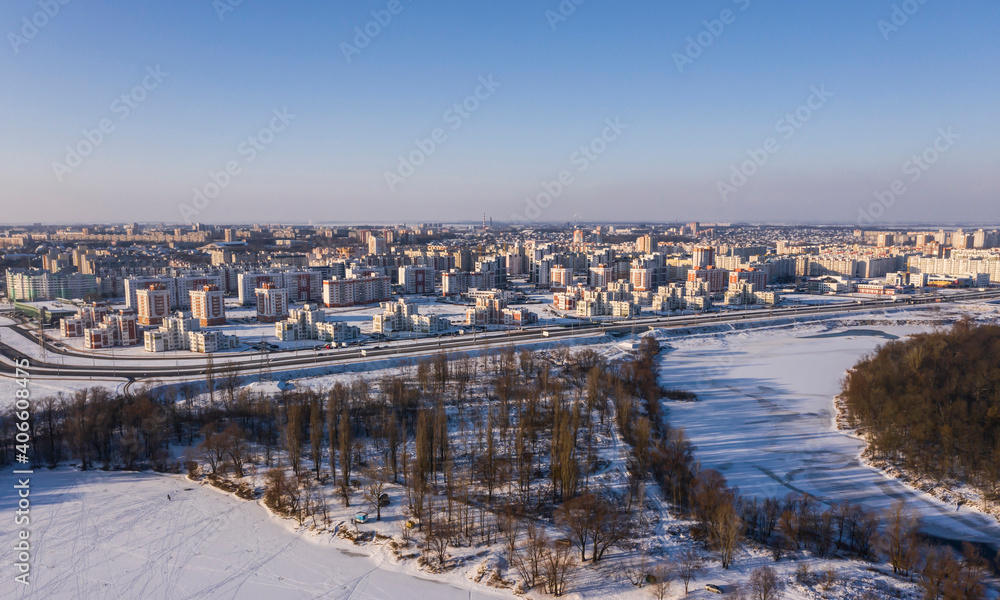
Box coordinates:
[544,538,575,597]
[678,547,704,595]
[498,506,522,567]
[284,402,303,476]
[591,499,633,562]
[326,384,346,486]
[555,493,598,561]
[747,566,784,600]
[221,361,239,407]
[205,354,216,406]
[881,499,920,575]
[338,406,353,506]
[714,501,743,569]
[511,521,546,591]
[424,525,451,567]
[310,398,323,478]
[220,423,249,477]
[649,561,675,600]
[555,492,632,563]
[623,550,650,587]
[363,466,390,521]
[198,423,227,475]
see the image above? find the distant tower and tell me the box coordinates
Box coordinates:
[483,213,487,230]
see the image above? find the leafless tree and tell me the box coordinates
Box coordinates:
[649,561,675,600]
[205,354,216,406]
[881,499,920,575]
[198,423,227,475]
[511,521,546,590]
[623,550,650,587]
[424,524,451,567]
[544,538,575,597]
[338,406,353,506]
[555,493,598,561]
[220,423,249,477]
[714,501,743,569]
[221,361,239,407]
[284,402,303,476]
[363,466,390,521]
[310,398,323,478]
[747,566,784,600]
[678,547,704,595]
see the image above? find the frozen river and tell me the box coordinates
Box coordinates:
[658,324,1000,551]
[2,470,510,600]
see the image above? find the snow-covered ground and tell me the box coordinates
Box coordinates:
[657,316,1000,552]
[3,470,511,600]
[6,303,1000,599]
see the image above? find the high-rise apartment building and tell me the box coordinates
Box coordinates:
[637,234,653,254]
[190,285,226,327]
[255,283,289,323]
[398,266,435,294]
[136,283,171,326]
[692,247,715,268]
[368,235,387,255]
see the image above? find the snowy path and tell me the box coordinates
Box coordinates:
[659,324,1000,552]
[2,470,510,600]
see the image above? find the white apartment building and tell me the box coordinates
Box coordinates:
[274,304,360,342]
[322,275,391,307]
[373,299,449,333]
[144,312,201,352]
[315,321,362,343]
[6,270,99,301]
[255,284,289,323]
[441,270,496,295]
[236,271,323,305]
[136,284,171,326]
[723,282,779,306]
[188,330,240,353]
[398,266,435,294]
[275,304,325,341]
[190,285,226,327]
[589,265,612,288]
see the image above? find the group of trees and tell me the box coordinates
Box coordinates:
[841,319,1000,496]
[0,386,175,471]
[741,492,880,560]
[2,331,995,598]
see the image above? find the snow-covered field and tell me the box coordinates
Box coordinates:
[657,316,1000,552]
[4,470,511,600]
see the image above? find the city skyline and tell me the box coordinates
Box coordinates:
[3,1,998,224]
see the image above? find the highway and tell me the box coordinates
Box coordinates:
[2,289,999,382]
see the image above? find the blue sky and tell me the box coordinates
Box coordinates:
[1,0,998,225]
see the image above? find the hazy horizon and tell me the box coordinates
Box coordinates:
[2,1,998,225]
